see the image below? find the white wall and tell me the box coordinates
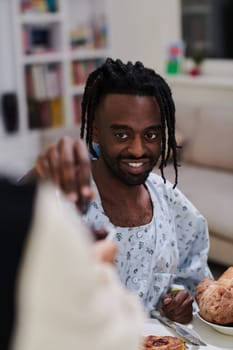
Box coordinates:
[108,0,181,74]
[0,0,181,101]
[0,1,15,91]
[0,0,16,134]
[0,0,181,175]
[0,0,232,175]
[0,0,181,118]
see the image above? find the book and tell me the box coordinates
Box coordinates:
[39,100,51,128]
[50,97,63,127]
[27,98,41,129]
[31,65,47,100]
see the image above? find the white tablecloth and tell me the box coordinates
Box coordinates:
[144,315,233,350]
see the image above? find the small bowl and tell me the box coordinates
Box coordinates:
[197,313,233,336]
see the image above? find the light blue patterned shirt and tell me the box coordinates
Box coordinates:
[84,172,211,311]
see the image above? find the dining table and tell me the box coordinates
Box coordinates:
[144,314,233,350]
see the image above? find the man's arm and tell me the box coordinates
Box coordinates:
[173,213,212,292]
[160,183,212,324]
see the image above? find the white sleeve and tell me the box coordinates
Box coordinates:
[11,183,145,350]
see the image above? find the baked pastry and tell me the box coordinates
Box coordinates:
[195,267,233,325]
[143,335,185,350]
[218,266,233,282]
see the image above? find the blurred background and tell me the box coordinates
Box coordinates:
[0,0,232,271]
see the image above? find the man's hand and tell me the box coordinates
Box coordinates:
[92,240,118,264]
[160,289,194,324]
[35,136,94,213]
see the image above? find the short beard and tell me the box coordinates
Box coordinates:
[100,149,158,186]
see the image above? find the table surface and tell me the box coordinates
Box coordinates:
[144,315,233,350]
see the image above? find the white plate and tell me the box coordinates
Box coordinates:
[197,313,233,336]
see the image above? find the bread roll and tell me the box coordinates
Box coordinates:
[218,266,233,282]
[195,267,233,325]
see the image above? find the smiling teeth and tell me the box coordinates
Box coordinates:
[128,162,143,168]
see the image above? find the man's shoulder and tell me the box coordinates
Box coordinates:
[148,172,163,183]
[148,172,203,218]
[147,172,187,203]
[147,172,173,190]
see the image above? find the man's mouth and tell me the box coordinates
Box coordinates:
[128,162,144,168]
[120,159,150,174]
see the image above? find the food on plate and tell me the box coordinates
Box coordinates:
[195,266,233,325]
[143,335,186,350]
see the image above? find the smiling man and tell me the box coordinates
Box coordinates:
[30,58,212,324]
[93,94,162,186]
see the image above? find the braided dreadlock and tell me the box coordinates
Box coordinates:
[80,58,179,187]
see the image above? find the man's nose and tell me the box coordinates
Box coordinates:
[128,136,145,157]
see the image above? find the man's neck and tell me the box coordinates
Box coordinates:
[91,159,147,202]
[91,159,153,227]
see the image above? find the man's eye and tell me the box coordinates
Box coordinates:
[115,132,128,140]
[145,132,158,140]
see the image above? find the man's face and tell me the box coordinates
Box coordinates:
[94,94,162,186]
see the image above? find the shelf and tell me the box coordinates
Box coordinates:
[19,12,63,24]
[22,52,64,64]
[182,4,211,15]
[12,0,109,134]
[166,74,233,89]
[70,84,85,96]
[69,48,109,61]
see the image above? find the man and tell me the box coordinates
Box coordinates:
[30,58,212,324]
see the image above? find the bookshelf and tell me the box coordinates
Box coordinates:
[11,0,109,135]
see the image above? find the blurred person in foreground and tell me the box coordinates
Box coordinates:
[24,58,212,324]
[0,176,144,350]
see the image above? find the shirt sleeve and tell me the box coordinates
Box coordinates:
[168,185,213,295]
[11,183,145,350]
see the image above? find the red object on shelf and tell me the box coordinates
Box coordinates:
[189,66,201,76]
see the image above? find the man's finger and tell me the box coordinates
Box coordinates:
[46,145,60,185]
[35,155,51,179]
[58,137,77,194]
[73,139,95,212]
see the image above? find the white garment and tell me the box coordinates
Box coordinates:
[11,183,145,350]
[84,172,212,311]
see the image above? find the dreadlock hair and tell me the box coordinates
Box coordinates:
[80,57,179,187]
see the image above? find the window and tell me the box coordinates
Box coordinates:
[181,0,233,60]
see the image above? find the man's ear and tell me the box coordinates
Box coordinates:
[92,119,99,143]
